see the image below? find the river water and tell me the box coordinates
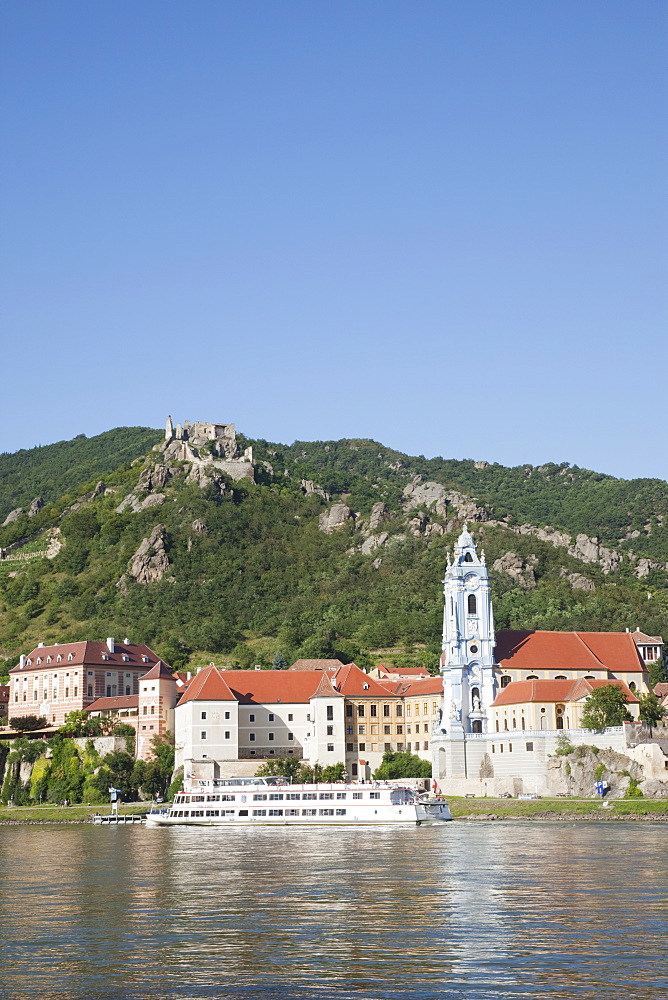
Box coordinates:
[0,822,665,1000]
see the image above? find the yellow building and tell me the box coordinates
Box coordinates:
[491,677,640,733]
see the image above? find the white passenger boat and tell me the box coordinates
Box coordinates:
[145,776,452,826]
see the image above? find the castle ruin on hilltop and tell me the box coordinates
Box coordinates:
[161,415,254,482]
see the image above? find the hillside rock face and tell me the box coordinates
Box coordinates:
[128,525,171,584]
[568,534,621,574]
[161,415,254,482]
[319,504,353,533]
[2,508,24,526]
[301,480,330,501]
[560,569,596,591]
[492,551,536,589]
[28,497,43,517]
[403,481,489,522]
[369,502,390,532]
[547,744,668,798]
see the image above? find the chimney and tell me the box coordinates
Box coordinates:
[38,642,44,648]
[124,637,129,644]
[626,627,630,632]
[106,637,115,653]
[255,665,262,671]
[19,655,26,669]
[187,671,192,681]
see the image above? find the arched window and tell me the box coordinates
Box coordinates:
[467,594,477,614]
[463,552,473,562]
[526,675,538,680]
[500,675,512,688]
[495,720,499,732]
[629,681,637,692]
[584,675,595,680]
[555,675,567,680]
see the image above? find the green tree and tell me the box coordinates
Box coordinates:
[580,684,631,732]
[11,715,47,732]
[59,711,112,737]
[373,751,431,780]
[637,692,666,726]
[272,651,288,670]
[320,762,346,782]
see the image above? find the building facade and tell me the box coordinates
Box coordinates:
[8,639,168,728]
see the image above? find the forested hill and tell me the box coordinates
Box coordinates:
[0,427,162,518]
[0,426,667,679]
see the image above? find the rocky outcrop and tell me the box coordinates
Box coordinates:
[161,415,254,482]
[547,744,668,798]
[318,504,353,533]
[492,551,536,589]
[301,480,330,501]
[127,525,171,584]
[360,532,389,555]
[368,502,391,533]
[568,534,621,574]
[28,497,43,517]
[403,481,489,522]
[2,508,24,526]
[137,463,174,491]
[560,570,596,591]
[116,491,166,514]
[191,519,208,535]
[45,527,63,559]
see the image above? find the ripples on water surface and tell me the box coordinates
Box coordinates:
[0,822,665,1000]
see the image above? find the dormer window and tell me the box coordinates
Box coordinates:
[102,653,109,661]
[68,654,73,661]
[27,659,32,665]
[122,655,129,662]
[36,658,42,665]
[56,655,62,662]
[142,656,149,663]
[464,552,473,562]
[46,657,52,664]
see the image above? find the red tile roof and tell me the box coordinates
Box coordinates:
[140,660,176,682]
[492,678,638,707]
[312,672,344,699]
[289,659,346,671]
[330,664,389,698]
[393,677,444,697]
[177,667,237,705]
[631,630,663,644]
[495,630,646,673]
[87,694,139,712]
[10,641,167,674]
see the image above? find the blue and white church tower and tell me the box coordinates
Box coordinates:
[440,525,497,735]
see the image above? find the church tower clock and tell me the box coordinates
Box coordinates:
[440,525,497,734]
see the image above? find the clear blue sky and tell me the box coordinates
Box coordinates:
[1,1,666,479]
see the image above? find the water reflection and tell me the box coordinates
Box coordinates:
[0,823,665,999]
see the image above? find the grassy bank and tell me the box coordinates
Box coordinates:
[448,796,668,820]
[0,804,149,824]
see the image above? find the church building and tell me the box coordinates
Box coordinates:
[431,526,650,795]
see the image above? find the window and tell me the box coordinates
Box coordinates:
[346,725,353,735]
[319,809,334,816]
[326,706,333,721]
[225,731,230,740]
[143,706,147,716]
[151,705,155,715]
[629,681,637,692]
[201,711,207,720]
[288,713,293,721]
[252,810,266,817]
[269,809,283,817]
[249,733,255,741]
[335,809,347,816]
[383,704,390,717]
[359,743,365,751]
[500,676,512,688]
[249,714,255,722]
[358,725,365,735]
[327,725,334,735]
[201,732,207,740]
[468,594,477,614]
[424,703,429,715]
[269,793,283,801]
[358,704,365,716]
[396,725,403,735]
[253,794,267,801]
[327,743,334,752]
[384,725,391,735]
[396,704,402,716]
[370,704,377,717]
[319,792,333,800]
[555,675,567,680]
[526,742,534,751]
[464,552,473,562]
[74,687,78,698]
[526,675,539,680]
[346,704,353,717]
[384,743,391,752]
[347,743,354,751]
[268,733,274,741]
[268,713,274,722]
[351,764,358,777]
[369,792,380,800]
[33,691,38,701]
[224,711,230,720]
[288,733,294,741]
